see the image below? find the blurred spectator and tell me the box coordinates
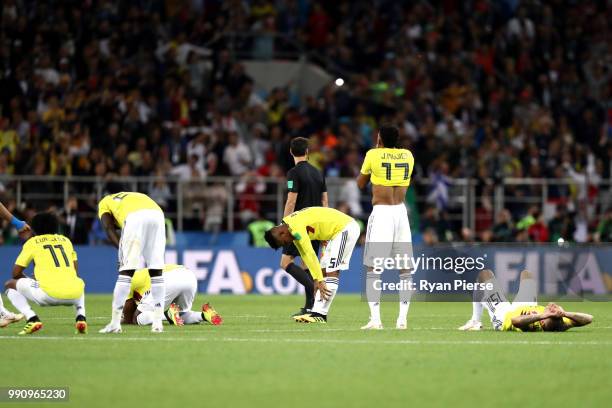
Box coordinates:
[527,214,550,243]
[0,0,608,242]
[202,183,228,234]
[548,205,576,242]
[247,214,275,247]
[149,175,172,210]
[492,210,514,242]
[58,196,89,244]
[236,172,266,226]
[595,209,612,243]
[223,132,253,176]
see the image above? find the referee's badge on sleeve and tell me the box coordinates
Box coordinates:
[287,180,293,189]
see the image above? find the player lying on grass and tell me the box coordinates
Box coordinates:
[264,207,360,323]
[121,264,222,326]
[0,201,31,327]
[459,269,593,332]
[4,212,87,335]
[98,189,167,333]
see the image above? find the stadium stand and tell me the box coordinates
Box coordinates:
[0,0,610,243]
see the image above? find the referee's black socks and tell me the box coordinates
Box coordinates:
[285,263,315,310]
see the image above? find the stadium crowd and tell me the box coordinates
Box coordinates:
[0,0,610,244]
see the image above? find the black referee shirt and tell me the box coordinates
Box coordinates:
[286,161,326,210]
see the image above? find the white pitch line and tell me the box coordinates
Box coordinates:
[1,335,611,346]
[28,319,612,331]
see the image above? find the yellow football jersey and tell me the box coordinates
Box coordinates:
[15,234,84,299]
[502,305,545,331]
[98,192,162,228]
[283,207,353,280]
[502,305,574,331]
[360,148,414,187]
[127,264,182,301]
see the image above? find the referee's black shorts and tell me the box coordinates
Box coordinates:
[282,240,320,258]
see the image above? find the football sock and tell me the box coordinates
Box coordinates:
[516,278,537,303]
[74,294,86,318]
[285,263,314,310]
[366,272,381,323]
[398,272,413,322]
[150,275,165,323]
[136,311,154,326]
[0,295,7,314]
[303,269,314,310]
[311,276,339,316]
[180,311,204,324]
[471,284,485,321]
[6,289,36,320]
[111,275,132,324]
[471,302,483,322]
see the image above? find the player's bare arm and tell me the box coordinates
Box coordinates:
[284,192,297,217]
[298,238,333,301]
[562,311,593,327]
[314,278,331,301]
[5,265,27,290]
[0,202,30,232]
[11,265,26,280]
[321,192,328,208]
[356,173,370,190]
[100,212,121,248]
[511,310,559,329]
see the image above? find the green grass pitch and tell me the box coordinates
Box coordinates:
[1,295,611,408]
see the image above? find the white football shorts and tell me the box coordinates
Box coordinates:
[16,278,82,306]
[119,209,166,271]
[319,220,361,272]
[363,204,413,268]
[481,276,537,330]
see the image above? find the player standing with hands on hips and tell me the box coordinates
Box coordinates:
[280,137,328,317]
[98,189,167,333]
[357,125,415,330]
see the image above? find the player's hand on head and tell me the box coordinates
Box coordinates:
[19,223,31,233]
[545,303,563,317]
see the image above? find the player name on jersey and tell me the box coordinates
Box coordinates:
[379,152,410,160]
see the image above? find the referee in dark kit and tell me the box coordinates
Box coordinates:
[280,137,328,317]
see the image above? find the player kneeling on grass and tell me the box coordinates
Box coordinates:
[459,269,593,332]
[121,264,222,327]
[4,212,87,335]
[264,207,360,323]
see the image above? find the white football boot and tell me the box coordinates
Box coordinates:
[458,319,482,331]
[0,310,24,328]
[361,319,384,330]
[151,319,164,333]
[99,322,122,333]
[396,319,407,330]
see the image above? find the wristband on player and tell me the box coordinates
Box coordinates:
[10,216,26,230]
